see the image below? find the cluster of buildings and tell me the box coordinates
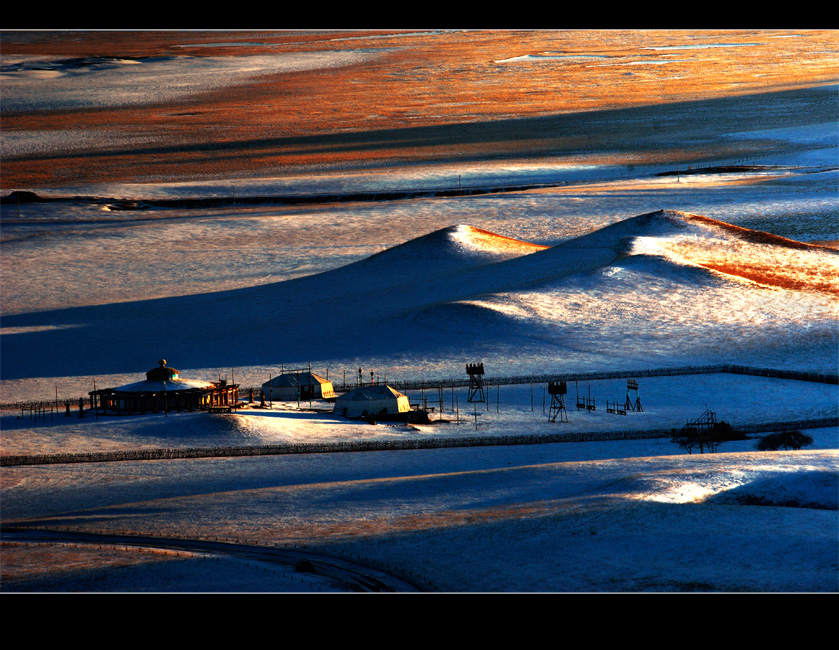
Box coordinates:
[260,370,411,418]
[89,359,418,421]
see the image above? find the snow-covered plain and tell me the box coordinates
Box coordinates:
[1,30,838,593]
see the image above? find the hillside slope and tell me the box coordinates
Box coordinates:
[1,211,836,383]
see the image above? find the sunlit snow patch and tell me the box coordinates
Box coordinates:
[626,467,758,504]
[630,213,839,295]
[449,225,548,255]
[1,323,83,335]
[640,464,839,510]
[645,480,723,504]
[495,53,611,63]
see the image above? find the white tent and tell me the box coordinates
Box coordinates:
[261,372,336,401]
[333,385,410,418]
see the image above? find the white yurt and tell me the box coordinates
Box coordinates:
[333,385,410,418]
[261,372,336,401]
[90,359,239,414]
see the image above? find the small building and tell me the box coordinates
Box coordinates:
[90,359,239,414]
[333,384,410,418]
[261,372,336,401]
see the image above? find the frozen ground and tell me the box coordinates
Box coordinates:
[2,432,837,593]
[1,30,837,593]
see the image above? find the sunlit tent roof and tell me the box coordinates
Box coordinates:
[337,385,405,400]
[261,372,335,400]
[333,384,410,417]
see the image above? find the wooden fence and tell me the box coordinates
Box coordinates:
[2,417,836,467]
[3,363,836,418]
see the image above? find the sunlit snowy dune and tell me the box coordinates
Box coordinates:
[482,210,838,293]
[408,210,837,373]
[296,223,548,297]
[283,209,838,313]
[1,210,836,385]
[635,212,839,295]
[396,209,838,323]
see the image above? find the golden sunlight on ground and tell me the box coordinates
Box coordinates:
[0,540,186,583]
[2,30,836,189]
[459,226,549,254]
[661,214,839,295]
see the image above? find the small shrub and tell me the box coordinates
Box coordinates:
[755,430,814,452]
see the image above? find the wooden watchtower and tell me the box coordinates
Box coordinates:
[548,381,568,423]
[626,378,642,412]
[466,362,485,403]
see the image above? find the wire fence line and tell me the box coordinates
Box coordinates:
[3,363,836,414]
[337,364,839,393]
[3,417,836,467]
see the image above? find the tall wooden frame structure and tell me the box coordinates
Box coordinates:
[626,378,642,412]
[466,362,485,403]
[548,381,568,423]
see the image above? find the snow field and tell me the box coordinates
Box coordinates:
[2,440,836,592]
[2,31,837,592]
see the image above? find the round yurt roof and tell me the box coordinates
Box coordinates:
[113,377,214,393]
[112,360,213,393]
[145,359,179,381]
